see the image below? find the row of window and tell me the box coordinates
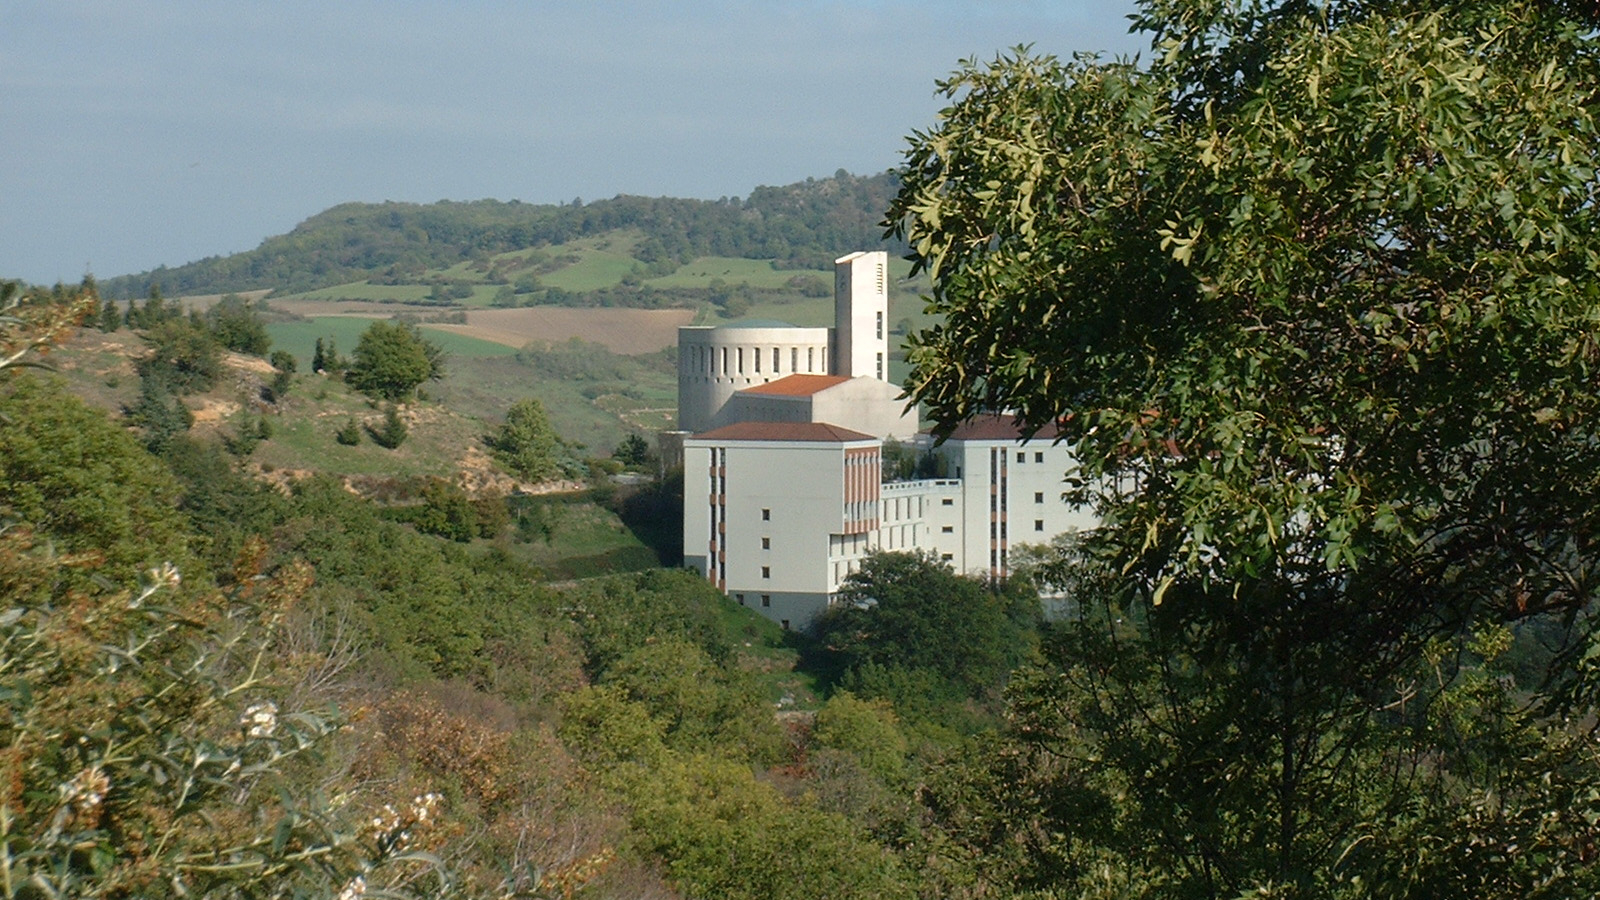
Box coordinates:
[686,345,828,377]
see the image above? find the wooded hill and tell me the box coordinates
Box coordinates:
[102,170,903,299]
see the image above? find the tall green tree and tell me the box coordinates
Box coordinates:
[890,0,1600,895]
[488,397,562,482]
[815,552,1040,709]
[204,293,271,355]
[344,319,443,401]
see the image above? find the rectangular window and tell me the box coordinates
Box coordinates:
[1035,491,1045,503]
[761,566,771,579]
[875,311,883,339]
[772,348,780,371]
[1035,451,1044,463]
[941,498,954,506]
[1017,451,1027,463]
[735,593,745,605]
[761,594,771,607]
[941,525,954,533]
[941,553,953,561]
[761,508,771,521]
[876,352,884,380]
[1035,520,1045,532]
[761,537,771,550]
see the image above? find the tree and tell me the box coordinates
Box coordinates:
[312,336,346,375]
[889,1,1600,895]
[612,433,652,470]
[135,318,222,394]
[204,292,271,355]
[815,552,1039,702]
[368,404,408,449]
[412,476,478,542]
[335,415,363,446]
[488,398,561,482]
[345,319,443,401]
[268,348,296,400]
[98,297,120,332]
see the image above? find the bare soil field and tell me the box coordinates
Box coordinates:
[427,307,693,355]
[263,301,691,355]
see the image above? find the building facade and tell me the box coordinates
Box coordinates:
[677,250,1095,628]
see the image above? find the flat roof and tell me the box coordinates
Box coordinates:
[693,421,877,443]
[737,374,852,397]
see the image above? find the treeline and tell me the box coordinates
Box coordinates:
[101,170,903,299]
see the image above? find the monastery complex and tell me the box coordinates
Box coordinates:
[676,251,1095,628]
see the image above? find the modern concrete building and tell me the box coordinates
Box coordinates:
[678,250,1096,628]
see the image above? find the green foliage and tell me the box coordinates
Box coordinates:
[612,433,651,469]
[0,536,436,899]
[224,406,271,457]
[0,375,194,579]
[345,320,443,401]
[564,569,741,679]
[890,0,1600,894]
[812,692,909,782]
[135,319,222,395]
[487,397,560,482]
[204,293,271,355]
[268,349,296,400]
[368,404,408,449]
[621,753,913,900]
[159,435,289,578]
[334,416,363,446]
[816,552,1040,702]
[411,477,478,543]
[122,285,182,330]
[97,297,120,332]
[125,376,194,455]
[312,336,346,375]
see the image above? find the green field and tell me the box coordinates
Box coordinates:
[266,317,517,369]
[647,256,820,289]
[279,281,436,303]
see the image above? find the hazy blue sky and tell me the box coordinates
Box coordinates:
[4,1,1146,284]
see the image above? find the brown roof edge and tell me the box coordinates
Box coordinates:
[736,374,853,397]
[693,421,879,443]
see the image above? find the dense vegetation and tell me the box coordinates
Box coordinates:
[101,171,903,299]
[2,282,1046,898]
[891,0,1600,895]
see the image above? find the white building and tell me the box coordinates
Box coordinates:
[678,251,1095,628]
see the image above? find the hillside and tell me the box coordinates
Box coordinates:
[101,170,906,300]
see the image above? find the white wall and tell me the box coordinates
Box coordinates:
[832,251,889,381]
[678,325,831,432]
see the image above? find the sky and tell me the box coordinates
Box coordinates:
[3,1,1146,285]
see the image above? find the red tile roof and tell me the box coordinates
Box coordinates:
[737,374,852,397]
[694,421,877,443]
[939,413,1063,442]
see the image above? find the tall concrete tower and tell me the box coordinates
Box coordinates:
[832,250,890,381]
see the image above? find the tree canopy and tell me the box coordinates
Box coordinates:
[890,0,1600,895]
[488,397,562,482]
[344,319,444,401]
